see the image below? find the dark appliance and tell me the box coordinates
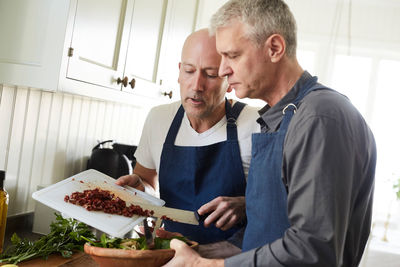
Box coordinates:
[87,140,137,179]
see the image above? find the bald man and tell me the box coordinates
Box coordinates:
[116,29,259,246]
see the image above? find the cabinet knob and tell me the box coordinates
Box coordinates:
[129,78,136,89]
[117,76,128,87]
[162,91,173,99]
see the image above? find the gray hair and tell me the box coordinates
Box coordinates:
[210,0,297,58]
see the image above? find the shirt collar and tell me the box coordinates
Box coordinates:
[257,71,313,132]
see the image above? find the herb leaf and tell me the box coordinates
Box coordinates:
[0,213,96,264]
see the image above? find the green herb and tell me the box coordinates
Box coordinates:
[83,233,123,249]
[0,213,96,264]
[89,233,188,250]
[154,237,173,249]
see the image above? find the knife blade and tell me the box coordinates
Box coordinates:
[131,201,199,225]
[143,218,154,246]
[152,217,162,240]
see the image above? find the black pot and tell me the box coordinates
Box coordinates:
[87,140,137,179]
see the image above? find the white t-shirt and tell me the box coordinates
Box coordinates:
[135,100,260,179]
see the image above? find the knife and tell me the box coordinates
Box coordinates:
[122,185,199,225]
[143,218,154,246]
[130,201,199,225]
[195,211,211,223]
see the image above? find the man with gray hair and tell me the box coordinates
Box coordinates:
[164,0,376,266]
[117,28,260,246]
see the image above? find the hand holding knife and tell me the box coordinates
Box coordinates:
[195,211,211,224]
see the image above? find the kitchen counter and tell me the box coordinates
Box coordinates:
[0,252,97,267]
[1,213,98,266]
[3,212,43,251]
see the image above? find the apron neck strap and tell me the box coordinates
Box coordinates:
[225,99,246,140]
[292,76,319,106]
[165,105,185,144]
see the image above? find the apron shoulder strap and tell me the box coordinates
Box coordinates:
[293,81,329,106]
[229,101,246,120]
[165,105,185,145]
[226,100,246,140]
[280,81,331,132]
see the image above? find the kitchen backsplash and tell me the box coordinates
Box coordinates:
[0,84,149,216]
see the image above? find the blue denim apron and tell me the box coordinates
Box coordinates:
[242,76,327,251]
[159,99,247,244]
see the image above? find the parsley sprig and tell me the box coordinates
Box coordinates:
[0,213,96,264]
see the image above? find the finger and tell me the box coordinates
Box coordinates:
[197,201,216,215]
[117,174,142,188]
[115,175,133,186]
[214,208,235,230]
[163,240,206,267]
[162,239,191,267]
[114,176,125,186]
[202,209,222,227]
[219,214,238,231]
[170,238,187,250]
[203,198,232,225]
[198,196,223,215]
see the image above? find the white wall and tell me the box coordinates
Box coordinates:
[0,85,148,216]
[286,0,400,84]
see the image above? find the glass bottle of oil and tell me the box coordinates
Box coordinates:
[0,170,9,253]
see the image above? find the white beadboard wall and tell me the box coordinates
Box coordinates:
[0,84,149,216]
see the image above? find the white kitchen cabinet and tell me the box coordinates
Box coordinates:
[0,0,70,91]
[65,0,134,92]
[156,0,199,102]
[123,0,199,101]
[122,0,168,99]
[0,0,198,106]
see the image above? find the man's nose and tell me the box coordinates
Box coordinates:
[219,57,232,78]
[192,72,204,91]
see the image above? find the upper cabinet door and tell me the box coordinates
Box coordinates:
[0,0,70,91]
[157,0,198,101]
[122,0,167,97]
[66,0,134,91]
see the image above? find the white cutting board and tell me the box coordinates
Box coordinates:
[32,169,165,237]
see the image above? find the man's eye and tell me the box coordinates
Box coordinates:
[185,70,195,74]
[206,73,218,78]
[228,54,238,59]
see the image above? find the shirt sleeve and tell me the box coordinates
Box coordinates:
[134,108,157,170]
[227,226,245,249]
[226,114,358,267]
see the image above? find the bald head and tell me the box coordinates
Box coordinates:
[181,29,220,63]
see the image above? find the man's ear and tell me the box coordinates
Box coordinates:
[265,34,286,63]
[178,62,182,83]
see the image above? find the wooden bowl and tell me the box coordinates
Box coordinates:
[84,240,198,267]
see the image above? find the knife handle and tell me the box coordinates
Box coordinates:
[195,211,211,223]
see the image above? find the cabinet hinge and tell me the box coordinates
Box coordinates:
[68,47,74,57]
